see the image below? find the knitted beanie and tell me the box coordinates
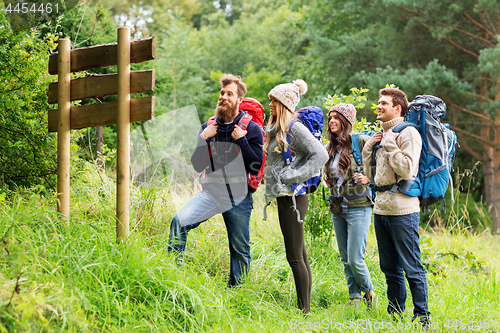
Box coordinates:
[268,79,308,113]
[329,103,356,126]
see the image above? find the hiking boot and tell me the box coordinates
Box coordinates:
[364,292,378,309]
[390,311,402,322]
[346,299,360,309]
[419,320,431,332]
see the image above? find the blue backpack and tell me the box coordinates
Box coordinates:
[282,106,324,196]
[373,95,458,210]
[281,106,324,222]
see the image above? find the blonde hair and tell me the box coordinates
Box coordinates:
[263,101,297,155]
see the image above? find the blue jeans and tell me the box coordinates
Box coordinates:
[332,206,373,299]
[168,190,253,287]
[374,213,430,322]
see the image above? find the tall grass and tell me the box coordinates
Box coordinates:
[1,161,499,332]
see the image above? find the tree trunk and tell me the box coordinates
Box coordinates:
[483,146,497,233]
[490,16,500,234]
[478,68,500,234]
[492,141,500,235]
[492,80,500,234]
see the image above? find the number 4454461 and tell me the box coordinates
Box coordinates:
[5,2,60,14]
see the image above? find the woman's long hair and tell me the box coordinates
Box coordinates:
[263,101,297,155]
[325,111,352,177]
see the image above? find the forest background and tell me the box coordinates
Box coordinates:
[1,0,500,331]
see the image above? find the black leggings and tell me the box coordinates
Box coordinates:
[276,195,311,312]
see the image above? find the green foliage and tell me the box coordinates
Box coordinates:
[0,0,495,328]
[422,163,493,231]
[1,278,56,331]
[423,188,493,231]
[0,11,57,191]
[2,0,496,216]
[323,87,369,111]
[150,1,308,122]
[1,163,499,331]
[420,235,489,277]
[324,87,381,133]
[243,64,282,114]
[304,188,332,240]
[13,282,49,325]
[56,0,117,48]
[302,0,500,212]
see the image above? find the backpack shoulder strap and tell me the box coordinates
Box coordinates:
[351,133,365,184]
[238,112,253,131]
[282,119,301,164]
[392,121,416,134]
[207,116,216,126]
[287,118,302,135]
[351,133,362,166]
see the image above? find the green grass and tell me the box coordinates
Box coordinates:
[1,162,499,332]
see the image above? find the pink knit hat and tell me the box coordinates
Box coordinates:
[268,79,308,112]
[329,103,356,126]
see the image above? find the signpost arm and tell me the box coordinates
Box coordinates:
[116,27,131,241]
[57,39,71,221]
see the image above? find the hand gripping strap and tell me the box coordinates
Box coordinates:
[208,113,253,131]
[282,119,301,164]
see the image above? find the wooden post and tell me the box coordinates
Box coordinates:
[48,33,155,239]
[116,27,131,241]
[57,39,71,220]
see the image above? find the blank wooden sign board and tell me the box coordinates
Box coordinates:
[48,27,155,241]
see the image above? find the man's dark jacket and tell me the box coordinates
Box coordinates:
[191,110,264,196]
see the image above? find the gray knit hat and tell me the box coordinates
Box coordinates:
[268,79,308,112]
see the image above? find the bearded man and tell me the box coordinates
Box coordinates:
[167,73,264,287]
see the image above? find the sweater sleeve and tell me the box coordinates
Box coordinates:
[280,122,328,185]
[361,137,375,181]
[190,124,211,173]
[382,127,422,180]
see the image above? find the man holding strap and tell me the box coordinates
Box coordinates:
[362,88,430,329]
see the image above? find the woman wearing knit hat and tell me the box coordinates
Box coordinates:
[324,103,376,308]
[264,79,328,315]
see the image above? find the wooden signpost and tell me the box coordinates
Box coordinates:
[48,27,155,241]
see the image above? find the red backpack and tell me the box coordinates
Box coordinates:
[205,97,266,193]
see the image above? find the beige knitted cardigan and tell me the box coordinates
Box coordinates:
[362,117,422,216]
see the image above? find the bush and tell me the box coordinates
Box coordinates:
[0,11,57,192]
[421,188,492,232]
[304,186,332,240]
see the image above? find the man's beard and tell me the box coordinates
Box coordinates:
[216,100,239,123]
